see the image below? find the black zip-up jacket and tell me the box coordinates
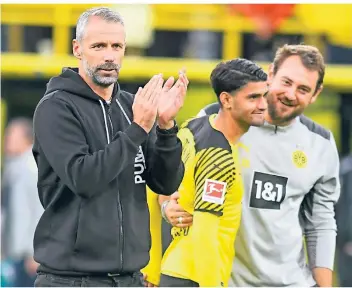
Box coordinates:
[32,68,184,275]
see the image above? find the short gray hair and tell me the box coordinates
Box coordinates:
[76,7,124,42]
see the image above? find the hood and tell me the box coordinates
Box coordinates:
[44,67,119,102]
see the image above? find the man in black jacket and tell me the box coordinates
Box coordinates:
[33,6,188,287]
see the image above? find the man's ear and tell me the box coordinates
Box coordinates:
[310,85,323,104]
[219,92,232,109]
[72,39,82,59]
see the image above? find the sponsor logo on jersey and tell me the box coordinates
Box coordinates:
[249,171,288,210]
[202,179,226,205]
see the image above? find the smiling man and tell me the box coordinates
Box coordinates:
[159,58,268,287]
[163,44,341,287]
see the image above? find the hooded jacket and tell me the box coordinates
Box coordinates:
[32,68,184,275]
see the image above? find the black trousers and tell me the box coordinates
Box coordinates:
[159,274,199,287]
[34,271,144,287]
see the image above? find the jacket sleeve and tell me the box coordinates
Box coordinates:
[144,123,184,196]
[301,132,341,270]
[34,97,148,198]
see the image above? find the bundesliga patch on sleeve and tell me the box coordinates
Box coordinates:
[202,179,226,205]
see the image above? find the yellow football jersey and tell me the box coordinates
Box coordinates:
[161,115,244,287]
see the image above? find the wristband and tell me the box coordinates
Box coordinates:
[161,200,171,224]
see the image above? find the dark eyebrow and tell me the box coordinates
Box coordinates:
[112,42,124,46]
[282,76,293,83]
[282,76,312,92]
[90,42,124,47]
[90,42,106,47]
[298,85,312,92]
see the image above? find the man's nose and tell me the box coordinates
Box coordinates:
[103,52,115,62]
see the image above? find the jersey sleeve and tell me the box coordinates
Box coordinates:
[192,212,222,287]
[176,123,197,211]
[193,148,235,216]
[301,132,340,270]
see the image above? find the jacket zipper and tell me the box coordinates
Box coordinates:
[107,104,114,137]
[116,190,124,271]
[106,102,124,272]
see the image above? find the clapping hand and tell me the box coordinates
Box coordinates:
[157,70,189,129]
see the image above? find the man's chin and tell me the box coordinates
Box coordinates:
[250,115,266,127]
[93,76,118,87]
[269,107,301,123]
[250,120,266,127]
[274,113,300,125]
[98,70,119,78]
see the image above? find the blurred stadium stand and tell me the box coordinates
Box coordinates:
[1,4,351,156]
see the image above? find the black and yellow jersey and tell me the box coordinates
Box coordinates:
[161,114,244,287]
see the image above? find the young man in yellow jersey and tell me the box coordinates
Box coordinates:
[159,58,268,287]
